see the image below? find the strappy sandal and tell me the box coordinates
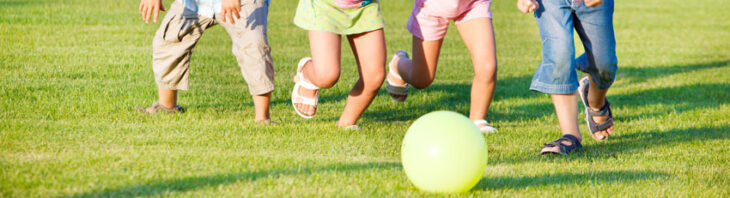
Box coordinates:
[472,120,497,134]
[578,76,615,140]
[386,51,409,102]
[540,134,583,155]
[292,57,320,119]
[135,102,184,114]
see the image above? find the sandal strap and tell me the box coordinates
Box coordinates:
[297,57,312,73]
[296,57,319,90]
[543,141,561,148]
[579,78,615,134]
[294,95,318,106]
[296,73,320,90]
[586,100,614,133]
[386,51,410,98]
[388,51,409,80]
[542,134,582,155]
[386,79,408,95]
[589,115,614,132]
[388,70,403,81]
[292,83,319,106]
[586,100,610,116]
[478,125,497,133]
[558,134,582,148]
[473,120,488,125]
[472,120,497,133]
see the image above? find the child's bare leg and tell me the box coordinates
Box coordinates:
[455,18,497,122]
[252,92,271,122]
[586,75,613,139]
[158,86,177,108]
[337,29,387,126]
[541,93,582,153]
[294,30,342,116]
[388,36,444,95]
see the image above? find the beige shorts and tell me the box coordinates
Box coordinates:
[152,0,274,95]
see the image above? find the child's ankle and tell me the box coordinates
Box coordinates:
[336,121,356,127]
[158,101,176,109]
[254,116,270,122]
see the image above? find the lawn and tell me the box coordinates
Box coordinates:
[1,0,729,197]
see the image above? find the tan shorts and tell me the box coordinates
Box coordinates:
[152,0,274,95]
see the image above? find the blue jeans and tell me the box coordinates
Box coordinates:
[530,0,618,94]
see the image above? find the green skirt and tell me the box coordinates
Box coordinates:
[294,0,385,35]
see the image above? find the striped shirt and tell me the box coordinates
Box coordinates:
[179,0,270,19]
[181,0,221,19]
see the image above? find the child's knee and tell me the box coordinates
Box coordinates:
[313,72,340,88]
[473,69,496,84]
[364,71,386,89]
[592,58,618,89]
[235,35,270,56]
[473,61,497,79]
[595,56,618,72]
[372,67,386,81]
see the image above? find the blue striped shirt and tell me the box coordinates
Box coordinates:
[180,0,269,19]
[181,0,221,19]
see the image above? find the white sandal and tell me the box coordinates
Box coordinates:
[292,57,320,119]
[386,50,409,102]
[473,120,497,134]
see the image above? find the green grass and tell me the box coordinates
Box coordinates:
[1,0,729,196]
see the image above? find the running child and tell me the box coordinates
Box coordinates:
[135,0,276,124]
[517,0,617,155]
[290,0,386,129]
[387,0,499,133]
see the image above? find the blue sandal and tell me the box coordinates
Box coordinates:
[540,134,583,155]
[578,77,615,140]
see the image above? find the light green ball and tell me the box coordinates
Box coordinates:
[401,111,488,193]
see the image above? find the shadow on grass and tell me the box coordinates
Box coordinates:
[0,1,37,7]
[474,170,667,190]
[582,125,729,156]
[362,59,729,124]
[493,125,729,164]
[365,74,545,123]
[619,59,730,84]
[70,162,400,198]
[611,82,729,121]
[186,59,728,122]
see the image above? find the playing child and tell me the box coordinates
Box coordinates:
[136,0,276,124]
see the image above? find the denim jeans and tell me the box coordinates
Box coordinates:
[530,0,618,94]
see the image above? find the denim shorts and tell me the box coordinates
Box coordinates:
[530,0,618,94]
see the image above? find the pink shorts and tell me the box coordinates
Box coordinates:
[406,0,492,41]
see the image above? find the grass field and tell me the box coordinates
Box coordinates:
[1,0,729,196]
